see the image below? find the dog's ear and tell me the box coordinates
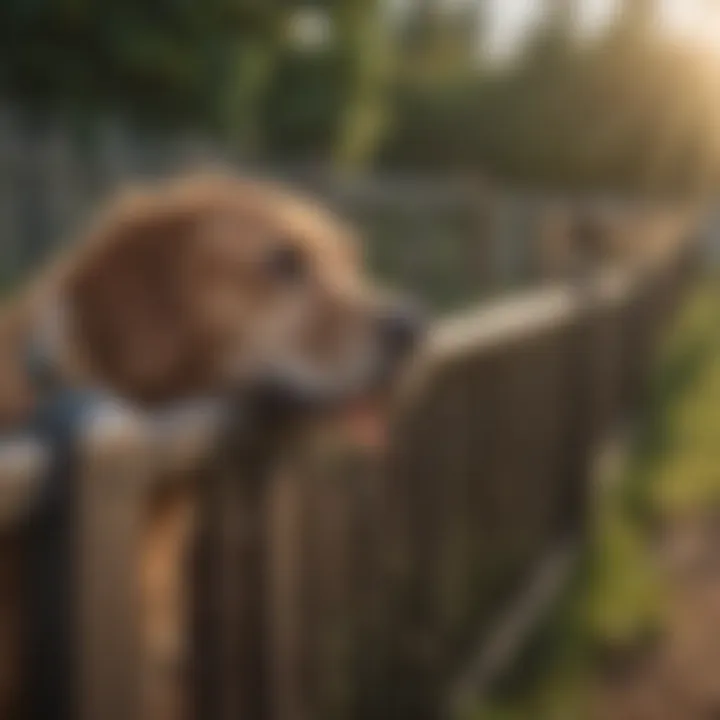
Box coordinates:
[67,197,203,402]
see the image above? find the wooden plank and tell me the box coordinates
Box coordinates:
[267,457,306,720]
[380,397,426,719]
[193,411,275,720]
[348,451,392,720]
[75,409,155,720]
[76,401,226,720]
[397,384,448,720]
[431,367,474,659]
[307,450,354,720]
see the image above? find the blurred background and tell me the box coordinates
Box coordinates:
[2,2,720,720]
[2,0,719,184]
[0,0,718,305]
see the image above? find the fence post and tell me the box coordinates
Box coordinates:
[194,406,281,720]
[565,285,604,536]
[74,410,155,720]
[26,405,154,720]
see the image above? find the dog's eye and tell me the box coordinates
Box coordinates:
[265,244,307,283]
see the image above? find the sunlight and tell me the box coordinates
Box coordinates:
[662,0,720,54]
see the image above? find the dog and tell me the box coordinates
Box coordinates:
[0,172,423,719]
[0,173,422,423]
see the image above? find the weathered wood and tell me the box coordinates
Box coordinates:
[0,401,226,720]
[193,408,278,720]
[75,409,155,720]
[0,238,697,720]
[267,460,307,720]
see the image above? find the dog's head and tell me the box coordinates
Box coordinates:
[64,174,424,416]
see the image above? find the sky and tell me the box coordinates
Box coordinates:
[485,0,720,59]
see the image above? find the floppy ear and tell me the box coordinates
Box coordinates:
[67,200,202,403]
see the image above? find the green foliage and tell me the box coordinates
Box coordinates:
[0,0,392,166]
[381,0,720,193]
[260,47,348,160]
[2,0,720,185]
[0,0,273,127]
[260,0,392,167]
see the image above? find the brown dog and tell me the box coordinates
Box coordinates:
[0,172,422,718]
[0,173,421,422]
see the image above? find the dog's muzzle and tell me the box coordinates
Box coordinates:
[374,298,427,378]
[247,297,427,417]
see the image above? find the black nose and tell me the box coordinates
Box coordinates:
[377,301,427,360]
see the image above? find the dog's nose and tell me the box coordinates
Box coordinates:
[377,301,427,359]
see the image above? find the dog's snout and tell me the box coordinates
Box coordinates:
[377,301,426,359]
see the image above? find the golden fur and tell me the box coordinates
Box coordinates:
[0,173,378,421]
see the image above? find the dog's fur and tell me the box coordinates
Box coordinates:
[0,173,415,719]
[0,173,396,423]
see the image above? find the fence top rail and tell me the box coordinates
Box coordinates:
[426,269,633,363]
[0,398,228,528]
[398,267,639,407]
[79,398,228,472]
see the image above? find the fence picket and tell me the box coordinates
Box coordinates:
[75,412,154,720]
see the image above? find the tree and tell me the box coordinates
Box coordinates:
[0,0,272,128]
[380,0,720,194]
[0,0,394,168]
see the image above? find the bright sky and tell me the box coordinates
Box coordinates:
[486,0,720,59]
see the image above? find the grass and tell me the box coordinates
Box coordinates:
[471,276,720,720]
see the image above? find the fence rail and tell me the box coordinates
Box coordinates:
[0,231,696,720]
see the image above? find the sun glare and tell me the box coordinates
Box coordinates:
[662,0,720,54]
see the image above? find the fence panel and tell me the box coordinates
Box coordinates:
[251,243,695,720]
[0,235,698,720]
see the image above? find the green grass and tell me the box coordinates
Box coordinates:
[472,277,720,720]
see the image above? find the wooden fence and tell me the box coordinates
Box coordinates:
[0,231,696,720]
